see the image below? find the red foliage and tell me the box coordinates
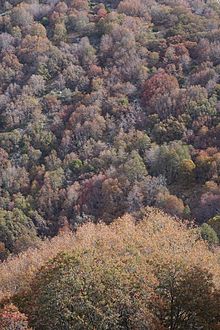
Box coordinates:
[0,304,31,330]
[142,71,179,104]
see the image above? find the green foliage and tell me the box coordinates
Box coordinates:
[69,159,83,173]
[200,223,219,245]
[123,151,147,182]
[187,94,217,119]
[0,208,38,253]
[148,142,192,183]
[23,251,154,330]
[53,23,67,44]
[152,117,186,143]
[208,215,220,240]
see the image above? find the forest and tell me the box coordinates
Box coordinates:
[0,0,220,328]
[0,209,220,329]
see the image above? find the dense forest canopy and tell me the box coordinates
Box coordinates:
[0,0,220,328]
[0,0,219,254]
[0,209,220,329]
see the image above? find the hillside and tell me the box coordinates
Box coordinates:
[0,0,220,327]
[0,0,220,258]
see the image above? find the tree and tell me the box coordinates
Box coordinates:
[146,141,192,184]
[200,223,219,246]
[62,64,89,91]
[154,266,220,330]
[179,86,217,120]
[19,35,51,64]
[118,0,149,19]
[0,304,31,330]
[0,208,38,254]
[10,6,33,28]
[53,22,67,44]
[197,193,220,222]
[25,75,45,96]
[127,183,144,212]
[14,209,220,330]
[156,192,185,217]
[208,215,220,240]
[78,37,96,68]
[30,23,47,38]
[1,166,30,194]
[179,159,196,184]
[122,150,147,182]
[152,117,186,144]
[142,70,179,119]
[101,177,125,221]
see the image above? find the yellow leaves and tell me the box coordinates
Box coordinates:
[0,208,219,329]
[19,35,51,62]
[0,207,220,305]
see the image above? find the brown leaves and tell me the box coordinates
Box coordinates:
[1,208,219,329]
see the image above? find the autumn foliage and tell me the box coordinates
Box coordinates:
[0,208,220,329]
[0,0,220,258]
[0,304,31,330]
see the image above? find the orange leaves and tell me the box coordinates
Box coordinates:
[142,70,179,118]
[0,208,220,329]
[19,35,51,63]
[0,304,31,330]
[142,70,179,107]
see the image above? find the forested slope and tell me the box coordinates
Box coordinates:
[0,0,220,257]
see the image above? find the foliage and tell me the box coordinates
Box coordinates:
[0,304,31,330]
[0,0,219,257]
[208,215,220,240]
[5,209,219,330]
[200,223,219,245]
